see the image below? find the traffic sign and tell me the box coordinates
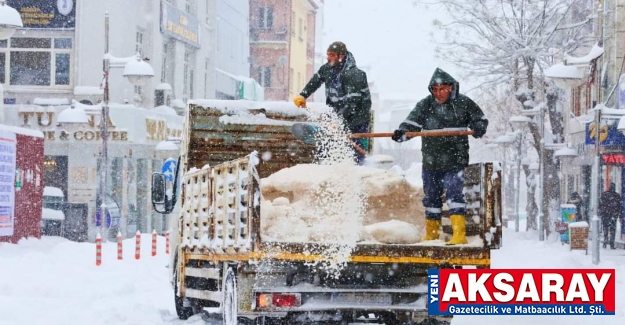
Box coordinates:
[162,158,177,182]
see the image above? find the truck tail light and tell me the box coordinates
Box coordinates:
[256,293,301,309]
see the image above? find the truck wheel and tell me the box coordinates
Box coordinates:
[223,267,238,325]
[173,254,194,320]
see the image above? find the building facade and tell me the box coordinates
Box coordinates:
[215,0,263,100]
[1,0,216,111]
[249,0,318,101]
[0,0,215,241]
[553,0,625,243]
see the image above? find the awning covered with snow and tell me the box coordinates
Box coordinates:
[564,43,604,65]
[216,68,264,101]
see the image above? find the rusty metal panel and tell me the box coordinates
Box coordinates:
[185,104,315,179]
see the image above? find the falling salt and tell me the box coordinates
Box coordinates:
[300,110,368,277]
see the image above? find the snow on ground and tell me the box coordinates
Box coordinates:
[1,225,623,325]
[0,234,201,325]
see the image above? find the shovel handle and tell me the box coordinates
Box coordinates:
[350,130,475,138]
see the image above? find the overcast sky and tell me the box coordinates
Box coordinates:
[322,0,464,102]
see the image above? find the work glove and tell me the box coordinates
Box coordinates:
[392,129,407,143]
[293,95,307,108]
[472,126,486,139]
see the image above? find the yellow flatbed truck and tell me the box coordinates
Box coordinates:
[151,100,502,325]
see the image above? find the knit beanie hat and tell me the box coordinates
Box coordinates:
[327,41,347,55]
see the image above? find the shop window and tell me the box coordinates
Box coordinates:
[2,37,73,86]
[55,54,70,85]
[11,52,51,85]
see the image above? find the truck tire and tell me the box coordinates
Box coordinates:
[223,267,238,325]
[173,253,194,320]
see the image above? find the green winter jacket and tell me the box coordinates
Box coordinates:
[398,68,488,172]
[299,51,372,132]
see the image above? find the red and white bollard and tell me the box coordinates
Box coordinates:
[151,229,157,256]
[135,231,141,260]
[116,231,123,260]
[165,230,170,254]
[95,233,102,266]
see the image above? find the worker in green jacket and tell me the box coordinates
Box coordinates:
[293,41,372,164]
[392,68,488,245]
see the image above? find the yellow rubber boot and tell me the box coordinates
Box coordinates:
[446,214,468,245]
[424,219,441,241]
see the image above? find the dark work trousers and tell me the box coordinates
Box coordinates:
[422,168,466,220]
[602,217,617,248]
[351,124,369,165]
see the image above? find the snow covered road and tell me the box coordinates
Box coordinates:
[0,227,623,325]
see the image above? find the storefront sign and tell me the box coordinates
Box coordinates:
[18,111,129,142]
[8,0,76,29]
[146,118,182,140]
[16,109,182,142]
[585,120,625,146]
[601,153,625,165]
[0,131,16,237]
[160,0,200,48]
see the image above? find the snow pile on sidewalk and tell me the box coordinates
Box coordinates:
[259,163,426,244]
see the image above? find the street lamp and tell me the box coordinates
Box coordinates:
[495,133,516,231]
[57,103,90,133]
[97,12,155,239]
[0,1,23,40]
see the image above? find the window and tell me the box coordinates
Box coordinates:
[259,67,271,87]
[298,18,303,40]
[186,0,196,14]
[259,7,273,30]
[290,68,294,90]
[135,30,144,56]
[572,85,581,116]
[205,1,210,25]
[2,37,73,86]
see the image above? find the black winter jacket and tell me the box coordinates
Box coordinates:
[299,51,372,132]
[398,68,488,172]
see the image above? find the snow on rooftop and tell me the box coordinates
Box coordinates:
[545,63,584,80]
[73,86,103,95]
[0,124,44,138]
[18,105,56,112]
[72,99,102,112]
[190,99,331,117]
[565,43,604,65]
[152,105,178,116]
[171,99,185,109]
[43,187,64,197]
[554,147,578,157]
[219,113,296,126]
[155,83,172,90]
[42,208,65,221]
[569,221,589,228]
[33,98,70,106]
